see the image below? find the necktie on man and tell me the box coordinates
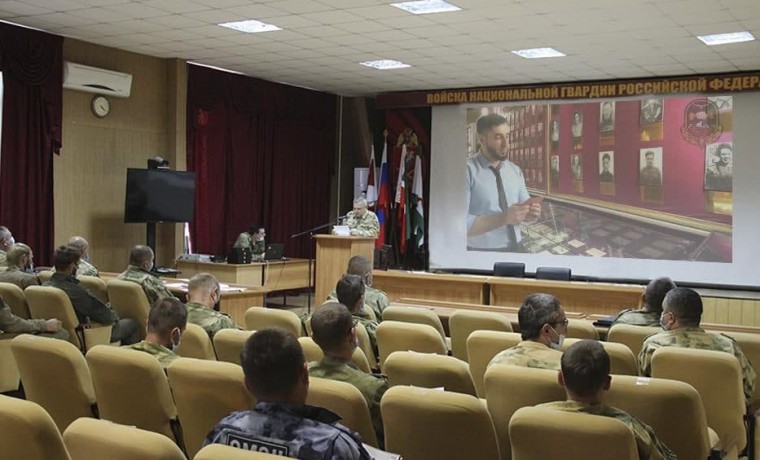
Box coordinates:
[489,165,519,249]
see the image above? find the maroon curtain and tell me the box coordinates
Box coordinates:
[187,64,336,258]
[0,23,63,266]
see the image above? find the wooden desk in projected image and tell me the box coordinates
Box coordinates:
[175,258,311,292]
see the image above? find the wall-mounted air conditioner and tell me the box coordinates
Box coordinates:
[63,62,133,98]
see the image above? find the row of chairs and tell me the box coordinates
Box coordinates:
[0,395,286,460]
[493,262,571,280]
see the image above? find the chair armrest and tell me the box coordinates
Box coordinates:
[707,427,726,459]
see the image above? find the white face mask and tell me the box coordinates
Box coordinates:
[548,325,565,350]
[169,329,182,351]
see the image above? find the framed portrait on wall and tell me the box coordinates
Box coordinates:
[640,98,663,124]
[704,141,733,192]
[639,147,663,186]
[571,111,583,138]
[571,154,583,180]
[599,102,615,132]
[598,151,614,183]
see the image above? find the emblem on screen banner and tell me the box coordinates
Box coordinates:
[680,99,722,146]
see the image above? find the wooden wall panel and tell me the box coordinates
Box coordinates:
[55,39,185,272]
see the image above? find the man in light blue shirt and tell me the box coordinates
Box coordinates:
[466,113,541,251]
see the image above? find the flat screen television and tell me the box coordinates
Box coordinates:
[124,168,196,223]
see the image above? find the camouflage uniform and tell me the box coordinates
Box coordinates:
[233,233,266,260]
[0,266,40,289]
[117,265,176,306]
[0,250,6,267]
[612,308,660,327]
[204,402,371,459]
[353,309,379,364]
[488,340,563,370]
[186,301,241,338]
[0,297,69,340]
[125,340,180,369]
[76,259,99,277]
[344,211,379,238]
[326,286,389,322]
[638,327,756,402]
[537,401,676,460]
[309,355,388,446]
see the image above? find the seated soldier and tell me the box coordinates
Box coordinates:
[116,245,176,305]
[0,226,13,266]
[612,277,676,327]
[47,245,139,345]
[125,297,187,369]
[336,274,379,363]
[204,327,371,459]
[488,293,567,370]
[0,296,68,340]
[0,243,40,289]
[67,236,99,277]
[326,256,388,321]
[639,287,756,403]
[186,272,241,338]
[310,302,387,447]
[538,340,676,460]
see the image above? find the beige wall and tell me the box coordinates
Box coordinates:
[56,39,186,272]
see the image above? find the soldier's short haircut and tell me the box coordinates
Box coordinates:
[53,245,81,271]
[663,287,703,327]
[518,293,562,340]
[346,256,372,277]
[248,223,263,235]
[645,150,654,158]
[0,226,10,240]
[643,277,677,313]
[311,302,354,353]
[602,153,611,162]
[68,236,88,252]
[561,340,610,398]
[129,245,154,266]
[147,297,187,335]
[241,327,305,398]
[335,274,364,311]
[476,113,507,135]
[188,272,220,294]
[6,243,31,267]
[353,197,368,208]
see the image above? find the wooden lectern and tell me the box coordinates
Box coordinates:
[313,235,376,304]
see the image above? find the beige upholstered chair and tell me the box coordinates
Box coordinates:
[384,351,477,396]
[175,323,216,360]
[77,275,108,304]
[11,335,97,431]
[86,345,184,449]
[376,321,447,369]
[382,305,447,343]
[606,374,719,460]
[485,364,564,460]
[244,307,302,337]
[381,385,500,460]
[566,318,599,340]
[509,407,638,460]
[36,270,54,283]
[651,347,745,458]
[195,444,284,459]
[561,338,638,376]
[0,281,30,318]
[306,376,379,448]
[212,329,256,365]
[466,330,521,397]
[607,323,659,358]
[106,279,151,340]
[63,418,186,460]
[0,335,20,393]
[355,321,377,370]
[0,395,71,460]
[449,309,512,361]
[298,336,370,373]
[25,285,112,352]
[167,358,253,458]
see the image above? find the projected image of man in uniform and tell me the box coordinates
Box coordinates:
[466,113,542,252]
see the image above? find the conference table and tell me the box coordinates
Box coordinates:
[175,258,312,292]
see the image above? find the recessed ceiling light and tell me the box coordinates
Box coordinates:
[218,19,281,33]
[511,47,566,59]
[697,31,755,46]
[360,59,411,70]
[390,0,462,15]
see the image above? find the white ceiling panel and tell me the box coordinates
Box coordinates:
[1,0,758,97]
